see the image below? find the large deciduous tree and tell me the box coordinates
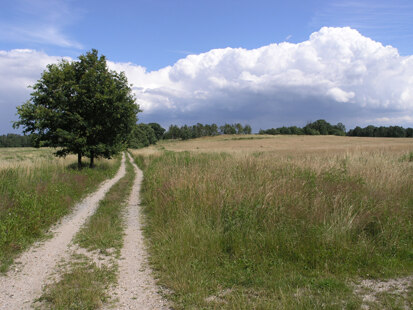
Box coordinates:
[14,49,140,168]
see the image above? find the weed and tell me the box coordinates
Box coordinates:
[399,151,413,162]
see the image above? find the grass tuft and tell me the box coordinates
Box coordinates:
[38,255,116,310]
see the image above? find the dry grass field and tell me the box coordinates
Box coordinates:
[131,135,413,309]
[0,147,76,171]
[132,134,413,155]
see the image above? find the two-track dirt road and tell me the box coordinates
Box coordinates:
[0,153,167,309]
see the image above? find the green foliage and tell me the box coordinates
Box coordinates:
[128,123,158,148]
[163,123,251,140]
[148,122,166,140]
[163,124,182,140]
[220,123,237,134]
[347,125,413,137]
[243,124,252,134]
[260,120,346,136]
[0,134,33,147]
[13,49,140,168]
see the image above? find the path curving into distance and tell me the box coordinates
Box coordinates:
[107,152,169,309]
[0,153,126,309]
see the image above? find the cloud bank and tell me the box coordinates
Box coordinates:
[1,27,413,133]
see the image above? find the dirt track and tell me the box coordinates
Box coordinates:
[106,152,168,309]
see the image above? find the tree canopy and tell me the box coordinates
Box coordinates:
[162,123,251,140]
[14,49,140,168]
[259,120,346,136]
[347,125,413,137]
[128,123,158,149]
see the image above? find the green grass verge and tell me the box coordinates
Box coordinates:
[0,156,121,272]
[40,153,135,309]
[138,151,413,309]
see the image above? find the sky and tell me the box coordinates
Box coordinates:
[1,0,413,134]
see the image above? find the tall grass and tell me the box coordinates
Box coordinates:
[138,150,413,309]
[40,153,136,309]
[0,148,120,272]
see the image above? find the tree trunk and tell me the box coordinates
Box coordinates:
[78,153,82,169]
[89,152,94,168]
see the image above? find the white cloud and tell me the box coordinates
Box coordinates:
[0,49,67,91]
[327,87,355,103]
[0,49,67,132]
[108,27,413,127]
[1,27,413,133]
[0,0,83,49]
[4,26,83,49]
[373,115,413,124]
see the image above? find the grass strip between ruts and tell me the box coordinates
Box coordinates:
[39,153,136,309]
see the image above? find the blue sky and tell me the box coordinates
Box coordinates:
[1,0,413,133]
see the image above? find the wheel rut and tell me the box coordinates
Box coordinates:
[106,152,169,309]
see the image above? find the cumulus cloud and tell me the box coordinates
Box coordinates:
[0,49,69,132]
[1,27,413,133]
[108,27,413,128]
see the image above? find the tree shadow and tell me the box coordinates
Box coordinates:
[66,162,90,170]
[66,161,111,171]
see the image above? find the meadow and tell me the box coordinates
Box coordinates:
[0,148,120,272]
[131,135,413,309]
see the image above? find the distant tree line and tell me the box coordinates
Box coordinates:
[259,120,346,136]
[163,123,252,140]
[128,122,252,148]
[0,134,33,147]
[4,121,412,149]
[347,125,413,137]
[260,120,413,138]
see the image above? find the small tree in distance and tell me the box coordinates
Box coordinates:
[14,49,140,168]
[148,123,166,140]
